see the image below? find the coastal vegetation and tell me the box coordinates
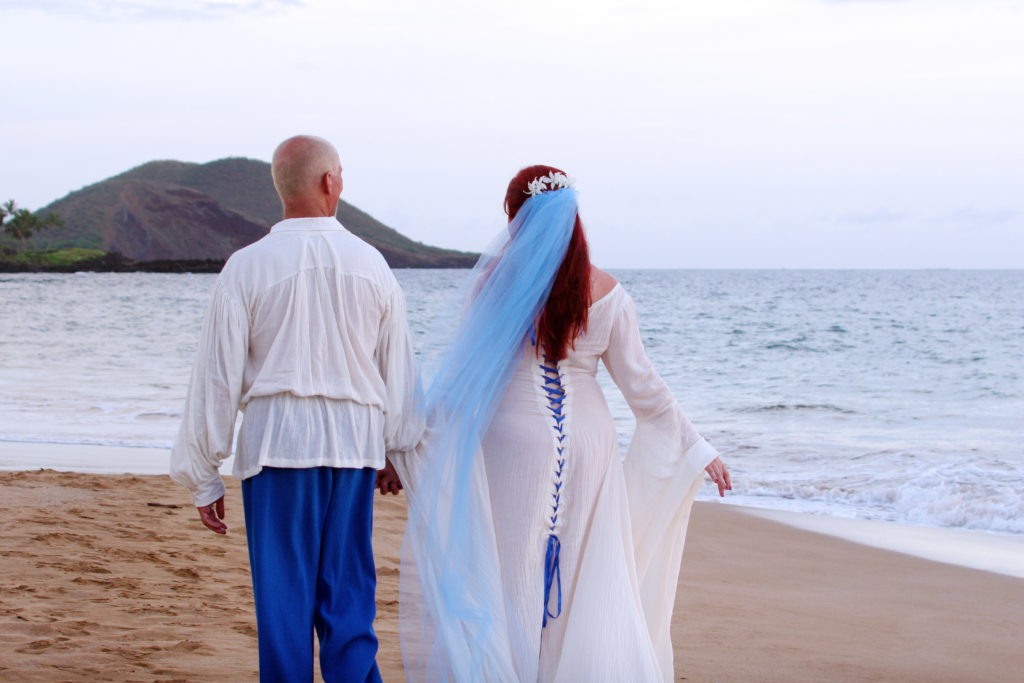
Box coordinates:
[1,200,65,254]
[0,247,106,267]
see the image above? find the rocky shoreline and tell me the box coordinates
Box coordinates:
[0,253,225,273]
[0,251,476,273]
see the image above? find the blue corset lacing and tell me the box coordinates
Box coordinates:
[533,325,565,627]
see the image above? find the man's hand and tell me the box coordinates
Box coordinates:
[377,458,403,495]
[197,496,227,534]
[705,457,732,497]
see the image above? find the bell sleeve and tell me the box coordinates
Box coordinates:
[169,282,250,507]
[601,289,718,681]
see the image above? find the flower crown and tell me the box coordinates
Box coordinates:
[524,171,575,197]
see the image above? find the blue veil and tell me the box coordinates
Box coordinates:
[395,187,579,681]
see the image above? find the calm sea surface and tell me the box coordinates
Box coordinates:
[1,270,1021,534]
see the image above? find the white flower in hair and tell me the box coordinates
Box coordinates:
[524,171,576,197]
[545,172,574,189]
[525,179,548,196]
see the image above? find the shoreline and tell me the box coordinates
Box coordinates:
[1,469,1022,681]
[3,439,1022,579]
[738,504,1024,580]
[0,254,477,274]
[0,255,226,274]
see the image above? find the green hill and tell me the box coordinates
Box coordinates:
[27,158,477,267]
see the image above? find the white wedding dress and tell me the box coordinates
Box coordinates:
[479,283,718,682]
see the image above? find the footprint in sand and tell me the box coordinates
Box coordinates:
[128,604,179,615]
[36,560,111,574]
[30,531,98,548]
[172,567,201,580]
[15,636,71,653]
[231,623,258,637]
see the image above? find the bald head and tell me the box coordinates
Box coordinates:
[271,135,343,218]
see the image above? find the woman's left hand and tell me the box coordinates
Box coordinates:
[705,457,732,497]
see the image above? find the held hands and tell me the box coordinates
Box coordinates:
[197,496,227,534]
[705,457,732,497]
[377,458,403,495]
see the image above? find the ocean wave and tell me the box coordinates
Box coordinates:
[730,468,1024,535]
[764,342,825,352]
[887,470,1024,535]
[131,410,183,420]
[741,403,856,414]
[0,436,173,449]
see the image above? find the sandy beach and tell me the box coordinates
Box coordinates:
[1,469,1022,682]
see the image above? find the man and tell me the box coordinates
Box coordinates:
[170,135,422,682]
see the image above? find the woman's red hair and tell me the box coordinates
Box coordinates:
[504,165,592,362]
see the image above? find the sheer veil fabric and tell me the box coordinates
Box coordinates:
[393,186,718,681]
[393,188,579,681]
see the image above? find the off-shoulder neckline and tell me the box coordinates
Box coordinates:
[590,282,622,309]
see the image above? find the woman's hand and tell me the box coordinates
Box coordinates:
[705,457,732,497]
[377,458,403,495]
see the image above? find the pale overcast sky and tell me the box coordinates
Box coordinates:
[1,0,1022,267]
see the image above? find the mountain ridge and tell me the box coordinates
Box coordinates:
[26,157,477,268]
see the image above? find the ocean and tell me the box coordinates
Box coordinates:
[1,270,1021,535]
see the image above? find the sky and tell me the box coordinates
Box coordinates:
[1,0,1022,268]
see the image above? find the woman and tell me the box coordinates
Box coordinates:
[386,166,731,682]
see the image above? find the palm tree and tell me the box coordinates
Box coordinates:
[1,199,65,254]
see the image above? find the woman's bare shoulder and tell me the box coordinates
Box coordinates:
[590,267,618,301]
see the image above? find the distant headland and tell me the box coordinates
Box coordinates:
[0,158,478,272]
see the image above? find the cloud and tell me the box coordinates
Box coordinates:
[0,0,303,21]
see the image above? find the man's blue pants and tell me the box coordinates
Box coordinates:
[242,466,382,683]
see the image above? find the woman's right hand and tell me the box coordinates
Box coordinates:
[705,457,732,497]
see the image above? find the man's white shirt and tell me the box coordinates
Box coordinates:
[170,216,423,507]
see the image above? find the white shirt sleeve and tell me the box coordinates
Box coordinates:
[170,283,250,506]
[376,279,425,459]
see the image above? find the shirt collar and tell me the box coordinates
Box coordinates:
[270,216,347,233]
